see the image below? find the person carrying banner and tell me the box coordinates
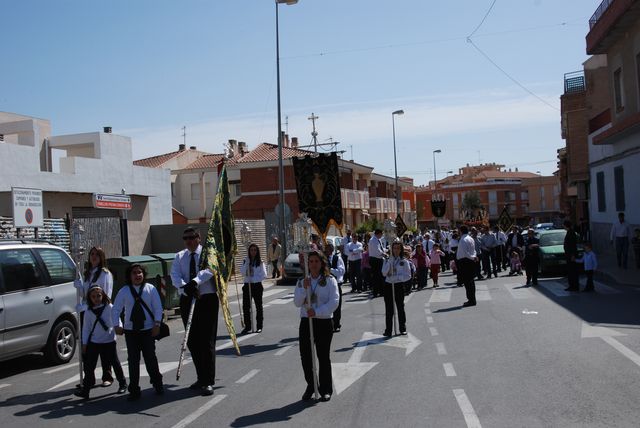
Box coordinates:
[324,243,345,332]
[381,241,411,336]
[240,243,267,334]
[170,227,218,396]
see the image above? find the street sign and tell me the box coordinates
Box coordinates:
[12,187,44,228]
[93,193,132,210]
[497,205,513,232]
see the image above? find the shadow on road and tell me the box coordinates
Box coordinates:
[230,400,313,427]
[0,354,59,380]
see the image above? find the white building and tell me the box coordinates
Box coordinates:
[0,112,171,255]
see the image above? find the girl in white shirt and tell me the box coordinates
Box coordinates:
[240,244,267,334]
[382,241,412,336]
[74,286,127,399]
[293,251,340,402]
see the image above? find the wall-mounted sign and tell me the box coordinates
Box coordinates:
[93,193,132,210]
[12,187,44,228]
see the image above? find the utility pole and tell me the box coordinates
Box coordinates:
[308,112,319,152]
[349,144,353,161]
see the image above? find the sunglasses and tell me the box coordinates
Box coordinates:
[183,235,198,241]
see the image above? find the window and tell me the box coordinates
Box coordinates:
[0,249,44,293]
[596,171,606,212]
[614,68,624,112]
[229,181,241,197]
[489,191,498,216]
[190,183,201,200]
[614,166,625,211]
[36,248,76,285]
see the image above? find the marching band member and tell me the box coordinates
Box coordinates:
[381,241,411,336]
[240,243,267,334]
[293,250,340,402]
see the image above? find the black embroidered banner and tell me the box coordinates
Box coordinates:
[292,152,343,238]
[395,214,408,237]
[431,199,446,218]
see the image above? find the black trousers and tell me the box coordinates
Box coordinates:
[83,341,126,389]
[383,282,407,333]
[567,260,579,289]
[458,258,477,304]
[79,312,112,382]
[341,254,350,284]
[369,257,384,297]
[525,257,539,284]
[243,282,263,330]
[348,259,363,291]
[180,294,219,385]
[271,260,279,278]
[493,246,503,272]
[584,270,594,289]
[481,250,494,277]
[333,283,343,329]
[124,330,162,392]
[299,318,334,395]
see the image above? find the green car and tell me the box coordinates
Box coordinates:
[537,229,583,275]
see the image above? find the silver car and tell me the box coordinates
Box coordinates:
[0,241,78,364]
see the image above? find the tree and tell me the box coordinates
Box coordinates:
[461,190,482,212]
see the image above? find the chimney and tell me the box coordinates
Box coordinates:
[515,167,518,172]
[190,146,197,150]
[291,137,298,148]
[228,139,237,153]
[179,144,186,151]
[0,134,4,142]
[238,141,248,155]
[103,126,112,134]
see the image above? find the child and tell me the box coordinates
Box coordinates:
[576,242,597,292]
[510,251,522,276]
[632,229,640,269]
[75,285,127,399]
[429,244,445,288]
[112,263,164,401]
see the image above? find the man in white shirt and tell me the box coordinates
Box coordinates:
[456,225,478,307]
[324,243,345,332]
[368,229,386,298]
[345,234,364,292]
[423,233,435,254]
[610,212,633,269]
[341,230,352,284]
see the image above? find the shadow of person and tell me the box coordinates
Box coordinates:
[433,306,464,313]
[0,354,56,380]
[230,400,313,427]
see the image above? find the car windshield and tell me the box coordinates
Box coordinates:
[539,231,566,246]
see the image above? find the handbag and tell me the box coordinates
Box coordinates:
[129,285,170,341]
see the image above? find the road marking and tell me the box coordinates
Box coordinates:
[43,364,78,374]
[0,384,10,389]
[539,281,571,297]
[454,389,482,428]
[594,281,622,294]
[274,345,294,356]
[602,336,640,368]
[177,329,185,334]
[270,293,294,304]
[171,395,227,428]
[435,342,447,355]
[429,327,439,336]
[235,369,260,384]
[404,293,415,304]
[581,322,640,369]
[263,304,271,308]
[216,333,257,351]
[428,288,452,303]
[504,284,534,299]
[426,315,434,323]
[332,332,380,395]
[443,363,457,377]
[424,307,432,314]
[262,288,286,298]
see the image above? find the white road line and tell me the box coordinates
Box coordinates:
[0,384,10,389]
[424,307,431,314]
[443,363,457,377]
[453,389,482,428]
[171,394,227,428]
[43,364,77,374]
[602,336,640,368]
[235,369,260,384]
[263,304,272,308]
[262,288,286,298]
[270,293,294,304]
[274,345,294,356]
[177,330,185,334]
[539,281,571,297]
[428,288,452,303]
[504,284,534,299]
[426,316,434,324]
[217,333,257,351]
[475,290,492,301]
[404,293,415,304]
[435,342,447,355]
[594,281,622,294]
[429,327,439,336]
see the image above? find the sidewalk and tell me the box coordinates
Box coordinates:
[594,251,640,287]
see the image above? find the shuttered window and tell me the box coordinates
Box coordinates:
[596,171,606,212]
[614,166,625,211]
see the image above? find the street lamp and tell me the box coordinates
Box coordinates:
[392,109,404,216]
[432,149,442,188]
[276,0,298,263]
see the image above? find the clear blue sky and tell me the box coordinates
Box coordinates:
[2,0,601,185]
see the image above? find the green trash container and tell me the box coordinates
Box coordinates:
[107,255,165,307]
[150,253,181,310]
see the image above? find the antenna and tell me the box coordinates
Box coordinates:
[349,144,353,161]
[285,115,289,134]
[308,112,319,152]
[181,126,186,146]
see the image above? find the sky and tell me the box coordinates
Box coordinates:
[2,0,602,185]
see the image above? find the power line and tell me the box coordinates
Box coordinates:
[468,0,498,39]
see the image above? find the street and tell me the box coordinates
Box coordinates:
[1,270,640,427]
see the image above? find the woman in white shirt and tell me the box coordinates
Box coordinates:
[382,241,412,336]
[73,246,115,387]
[293,250,340,402]
[240,244,267,334]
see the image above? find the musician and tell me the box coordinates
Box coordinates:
[170,227,218,396]
[323,243,345,332]
[293,250,340,402]
[381,241,411,336]
[240,243,267,334]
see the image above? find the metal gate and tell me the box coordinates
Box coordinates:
[70,217,122,264]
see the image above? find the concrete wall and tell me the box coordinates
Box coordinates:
[606,18,640,124]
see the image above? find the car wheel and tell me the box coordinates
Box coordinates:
[44,320,76,365]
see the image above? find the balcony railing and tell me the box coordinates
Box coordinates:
[341,189,370,210]
[589,0,614,29]
[564,71,586,94]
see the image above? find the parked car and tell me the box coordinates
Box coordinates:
[534,223,556,231]
[537,230,583,275]
[283,235,345,283]
[0,240,78,364]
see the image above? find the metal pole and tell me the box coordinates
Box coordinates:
[276,1,287,262]
[433,152,437,187]
[392,114,400,216]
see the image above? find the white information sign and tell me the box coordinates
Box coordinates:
[12,187,44,228]
[93,193,132,210]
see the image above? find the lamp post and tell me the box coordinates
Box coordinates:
[276,0,298,265]
[432,149,442,188]
[383,218,398,335]
[392,110,404,217]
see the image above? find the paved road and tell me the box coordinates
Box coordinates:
[1,270,640,427]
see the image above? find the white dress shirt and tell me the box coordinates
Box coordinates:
[382,256,413,284]
[82,303,121,344]
[74,267,114,312]
[112,283,163,331]
[610,221,632,240]
[241,258,267,283]
[171,245,215,296]
[368,235,386,259]
[496,231,507,245]
[327,252,345,283]
[423,239,435,254]
[345,241,364,261]
[456,234,477,260]
[293,275,340,319]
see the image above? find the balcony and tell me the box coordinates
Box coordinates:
[341,189,370,210]
[564,71,585,95]
[589,0,614,29]
[587,0,640,54]
[369,197,398,214]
